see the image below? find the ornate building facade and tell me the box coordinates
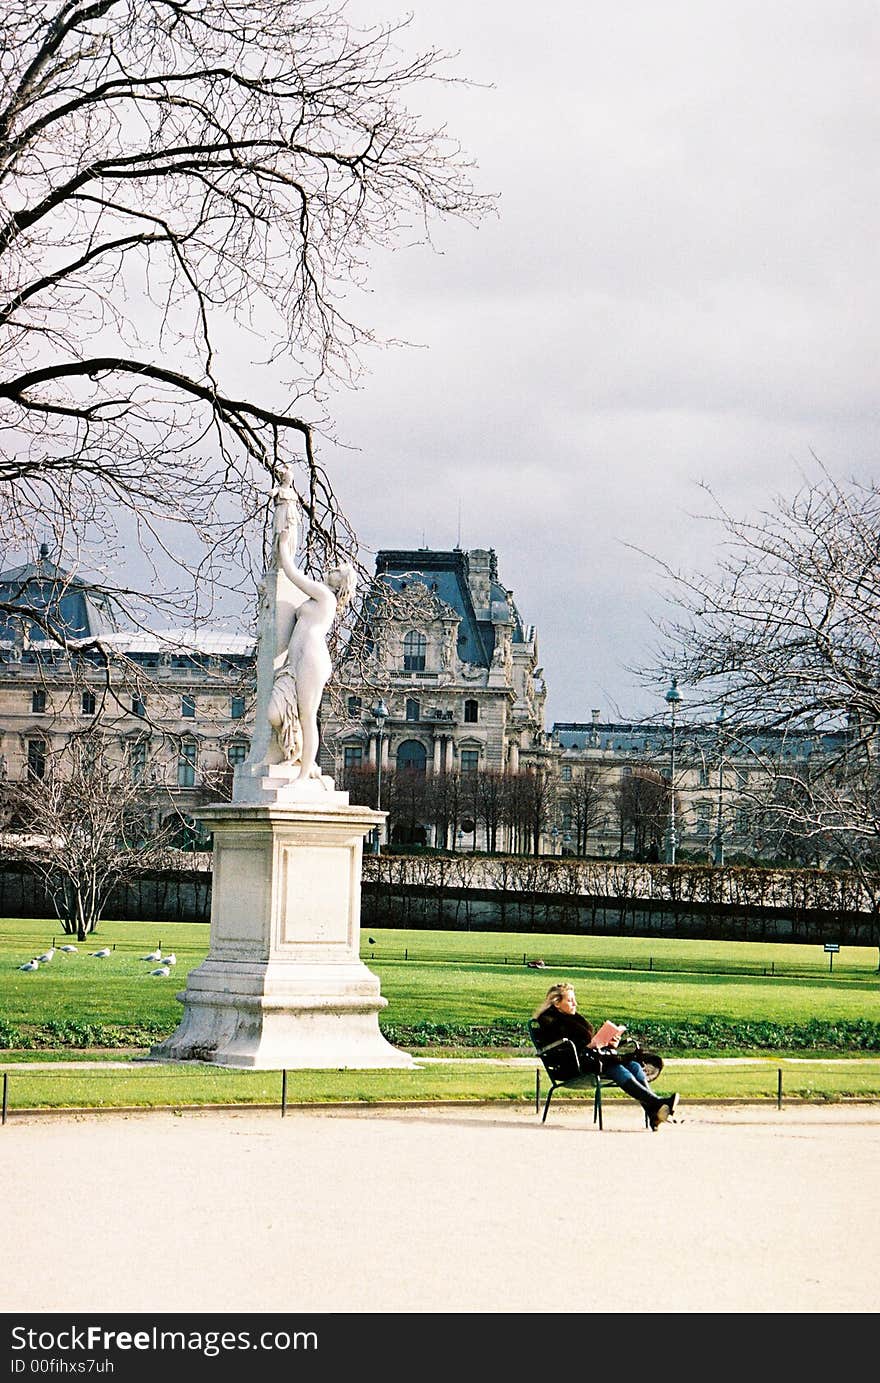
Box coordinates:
[319,547,550,847]
[0,548,254,839]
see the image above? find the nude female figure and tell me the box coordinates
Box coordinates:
[267,484,356,781]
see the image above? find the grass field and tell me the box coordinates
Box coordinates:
[2,917,879,1109]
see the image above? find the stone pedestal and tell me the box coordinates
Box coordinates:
[151,799,414,1069]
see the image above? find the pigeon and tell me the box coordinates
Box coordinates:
[368,937,376,945]
[150,966,171,977]
[18,958,39,971]
[142,946,162,961]
[36,948,55,963]
[59,944,78,953]
[89,948,111,958]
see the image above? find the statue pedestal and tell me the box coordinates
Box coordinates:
[151,800,413,1069]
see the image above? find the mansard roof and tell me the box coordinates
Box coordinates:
[373,547,529,667]
[0,548,117,642]
[374,548,492,667]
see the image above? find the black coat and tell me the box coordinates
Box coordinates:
[536,1006,594,1051]
[536,1007,618,1076]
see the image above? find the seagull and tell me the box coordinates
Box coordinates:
[142,946,162,961]
[162,953,177,966]
[59,944,78,953]
[89,947,111,958]
[150,966,171,977]
[18,958,39,971]
[36,947,55,963]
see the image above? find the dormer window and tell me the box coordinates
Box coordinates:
[403,630,426,671]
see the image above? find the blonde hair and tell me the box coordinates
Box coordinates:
[532,981,575,1019]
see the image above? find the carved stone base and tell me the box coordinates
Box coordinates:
[150,801,412,1070]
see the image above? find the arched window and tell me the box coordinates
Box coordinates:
[403,630,426,671]
[396,739,427,775]
[464,698,478,723]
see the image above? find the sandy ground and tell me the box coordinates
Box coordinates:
[3,1102,879,1315]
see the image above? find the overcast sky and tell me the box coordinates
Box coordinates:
[319,1,878,725]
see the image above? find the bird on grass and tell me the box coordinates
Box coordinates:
[18,958,39,971]
[89,947,111,958]
[59,944,78,953]
[142,946,162,961]
[162,953,177,966]
[368,937,376,945]
[150,966,171,977]
[36,947,55,963]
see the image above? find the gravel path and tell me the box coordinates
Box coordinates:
[3,1102,878,1314]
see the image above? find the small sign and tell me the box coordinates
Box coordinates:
[824,943,840,953]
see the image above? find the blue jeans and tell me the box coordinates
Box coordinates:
[601,1058,658,1111]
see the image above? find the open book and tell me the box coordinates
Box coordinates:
[588,1020,626,1049]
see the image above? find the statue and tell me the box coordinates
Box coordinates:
[264,474,356,783]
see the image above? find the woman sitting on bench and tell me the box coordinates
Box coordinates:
[534,982,680,1131]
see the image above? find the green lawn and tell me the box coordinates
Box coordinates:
[2,917,879,1109]
[2,918,879,1032]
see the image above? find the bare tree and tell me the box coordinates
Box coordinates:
[2,732,179,936]
[0,1,488,627]
[561,764,608,855]
[646,472,880,950]
[609,766,668,861]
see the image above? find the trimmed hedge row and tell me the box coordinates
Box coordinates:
[3,1015,880,1053]
[381,1017,880,1053]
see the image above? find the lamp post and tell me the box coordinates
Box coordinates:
[712,705,726,867]
[664,676,682,864]
[371,697,389,855]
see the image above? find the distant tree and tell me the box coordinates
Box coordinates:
[474,767,506,853]
[562,764,608,855]
[609,766,669,861]
[505,768,553,856]
[2,734,177,937]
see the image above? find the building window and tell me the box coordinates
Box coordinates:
[396,739,427,774]
[177,741,198,788]
[227,742,248,767]
[132,694,146,718]
[344,744,363,771]
[405,698,420,722]
[31,688,46,714]
[347,695,362,718]
[81,689,96,716]
[403,630,426,671]
[695,801,711,836]
[27,739,47,779]
[460,748,479,775]
[698,764,709,787]
[560,764,572,782]
[181,694,196,719]
[464,698,478,724]
[230,695,246,720]
[130,740,148,785]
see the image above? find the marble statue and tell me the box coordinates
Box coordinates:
[266,473,356,782]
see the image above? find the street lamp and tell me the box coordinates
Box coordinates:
[371,697,389,855]
[712,705,726,867]
[664,676,682,864]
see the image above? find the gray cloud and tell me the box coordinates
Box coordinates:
[324,0,879,722]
